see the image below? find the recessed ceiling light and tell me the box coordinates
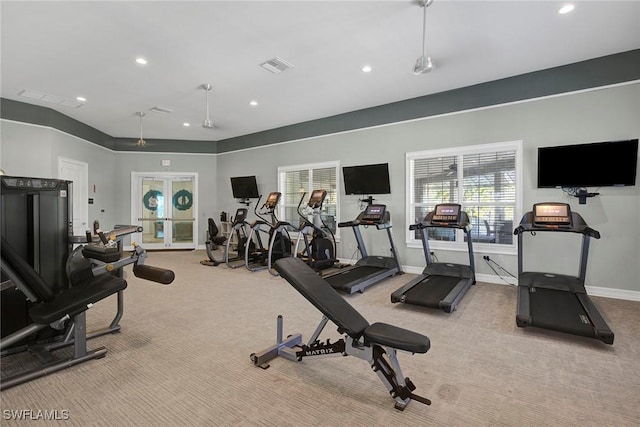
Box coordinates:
[135,57,148,65]
[558,4,575,14]
[183,122,190,127]
[250,100,258,107]
[362,65,372,73]
[76,96,86,102]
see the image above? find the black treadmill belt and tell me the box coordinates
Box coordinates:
[325,266,382,288]
[403,276,459,307]
[529,288,595,337]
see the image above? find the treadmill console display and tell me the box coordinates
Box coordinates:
[432,204,461,224]
[264,192,281,210]
[308,190,327,209]
[360,204,387,224]
[533,203,572,227]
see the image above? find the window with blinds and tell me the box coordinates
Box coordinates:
[277,161,339,234]
[407,141,522,248]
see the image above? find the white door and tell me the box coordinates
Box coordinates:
[59,157,89,237]
[131,172,197,250]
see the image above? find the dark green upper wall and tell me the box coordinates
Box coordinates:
[2,49,639,154]
[0,98,116,149]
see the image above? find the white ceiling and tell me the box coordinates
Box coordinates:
[2,1,639,142]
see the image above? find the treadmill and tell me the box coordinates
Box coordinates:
[514,202,614,345]
[391,203,476,313]
[323,204,401,294]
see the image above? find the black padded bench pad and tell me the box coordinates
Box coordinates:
[82,244,121,263]
[364,323,430,354]
[274,257,370,338]
[29,274,127,325]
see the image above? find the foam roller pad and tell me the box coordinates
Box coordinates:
[133,265,175,285]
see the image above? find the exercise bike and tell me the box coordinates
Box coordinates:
[293,190,336,271]
[200,218,227,267]
[200,208,251,268]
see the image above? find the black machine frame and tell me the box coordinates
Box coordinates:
[1,175,175,390]
[514,202,614,345]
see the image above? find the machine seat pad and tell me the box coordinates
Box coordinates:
[274,257,370,338]
[82,244,121,263]
[29,274,127,325]
[363,322,430,354]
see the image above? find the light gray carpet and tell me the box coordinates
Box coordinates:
[1,249,639,426]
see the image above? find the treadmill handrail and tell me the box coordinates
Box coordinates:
[514,211,600,239]
[338,220,359,228]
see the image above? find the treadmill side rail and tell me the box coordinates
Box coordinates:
[515,285,532,327]
[576,294,615,345]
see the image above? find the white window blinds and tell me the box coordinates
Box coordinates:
[407,141,521,247]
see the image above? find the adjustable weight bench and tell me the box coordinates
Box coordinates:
[251,257,431,411]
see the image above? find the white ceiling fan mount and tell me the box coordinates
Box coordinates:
[414,0,436,75]
[201,83,216,129]
[136,111,147,146]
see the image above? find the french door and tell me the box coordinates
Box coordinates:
[132,172,198,250]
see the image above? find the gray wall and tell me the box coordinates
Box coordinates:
[216,83,640,293]
[111,152,217,244]
[1,83,639,294]
[0,121,217,244]
[0,121,119,227]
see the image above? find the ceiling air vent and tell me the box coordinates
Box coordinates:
[149,106,173,114]
[18,89,84,108]
[259,56,295,74]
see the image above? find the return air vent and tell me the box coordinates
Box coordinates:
[259,56,295,74]
[18,89,84,108]
[149,106,173,114]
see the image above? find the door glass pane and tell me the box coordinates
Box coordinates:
[171,178,194,243]
[142,178,165,244]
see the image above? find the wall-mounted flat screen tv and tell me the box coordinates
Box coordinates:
[537,139,638,188]
[230,176,259,199]
[343,163,391,195]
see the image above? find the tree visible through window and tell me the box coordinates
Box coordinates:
[407,141,521,248]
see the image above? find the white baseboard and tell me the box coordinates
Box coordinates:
[584,286,640,302]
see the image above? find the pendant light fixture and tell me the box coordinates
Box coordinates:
[201,83,215,129]
[136,112,147,146]
[413,0,435,75]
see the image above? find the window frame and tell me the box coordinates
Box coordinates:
[405,140,523,255]
[277,160,341,240]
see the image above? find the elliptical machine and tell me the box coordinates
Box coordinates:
[293,190,336,271]
[224,208,252,269]
[245,192,294,275]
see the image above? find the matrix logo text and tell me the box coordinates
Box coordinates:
[3,409,70,421]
